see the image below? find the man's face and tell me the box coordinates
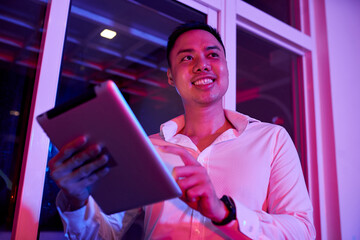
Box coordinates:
[167,29,229,108]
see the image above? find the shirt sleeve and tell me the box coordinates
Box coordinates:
[215,127,316,240]
[56,191,142,239]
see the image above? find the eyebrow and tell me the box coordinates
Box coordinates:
[176,48,193,56]
[176,45,222,56]
[206,46,221,51]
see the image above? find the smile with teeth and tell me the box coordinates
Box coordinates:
[193,78,214,86]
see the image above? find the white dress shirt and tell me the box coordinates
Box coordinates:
[57,110,316,239]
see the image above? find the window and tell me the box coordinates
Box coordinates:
[10,1,332,239]
[241,0,300,29]
[38,0,206,237]
[235,28,306,162]
[236,0,312,178]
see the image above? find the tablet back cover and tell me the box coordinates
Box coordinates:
[37,81,181,214]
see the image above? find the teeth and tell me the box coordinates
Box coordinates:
[193,78,213,86]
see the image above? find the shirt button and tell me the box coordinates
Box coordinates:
[195,229,200,234]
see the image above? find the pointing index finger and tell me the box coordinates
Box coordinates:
[158,145,200,166]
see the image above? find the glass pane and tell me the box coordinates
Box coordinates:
[0,0,47,238]
[242,0,300,29]
[236,27,306,163]
[38,0,206,238]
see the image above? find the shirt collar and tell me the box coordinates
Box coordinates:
[159,109,259,141]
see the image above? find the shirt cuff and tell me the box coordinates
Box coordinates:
[56,191,96,237]
[215,198,260,239]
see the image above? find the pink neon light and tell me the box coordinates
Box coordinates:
[236,87,260,103]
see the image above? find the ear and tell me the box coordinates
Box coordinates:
[167,69,175,87]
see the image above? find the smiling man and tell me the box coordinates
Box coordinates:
[51,22,316,239]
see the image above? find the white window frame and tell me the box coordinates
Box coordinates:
[11,0,70,239]
[234,1,339,239]
[10,0,338,239]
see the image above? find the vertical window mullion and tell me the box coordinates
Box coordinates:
[11,0,70,239]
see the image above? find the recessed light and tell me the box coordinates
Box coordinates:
[9,110,20,116]
[100,29,117,39]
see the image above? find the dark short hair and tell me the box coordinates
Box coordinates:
[166,22,226,67]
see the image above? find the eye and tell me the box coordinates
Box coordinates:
[208,52,219,58]
[181,55,193,62]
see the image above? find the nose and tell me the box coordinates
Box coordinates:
[193,56,211,73]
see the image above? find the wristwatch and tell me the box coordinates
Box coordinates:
[212,195,237,226]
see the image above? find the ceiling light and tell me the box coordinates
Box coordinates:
[9,110,20,116]
[100,29,117,39]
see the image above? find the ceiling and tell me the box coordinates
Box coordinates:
[0,0,205,103]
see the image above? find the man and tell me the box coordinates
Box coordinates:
[50,22,316,239]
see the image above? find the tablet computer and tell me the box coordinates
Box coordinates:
[37,80,182,214]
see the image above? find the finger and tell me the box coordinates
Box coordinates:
[60,144,102,173]
[49,136,88,169]
[172,165,205,180]
[55,155,109,196]
[52,147,105,183]
[158,145,200,166]
[71,154,109,182]
[74,163,110,190]
[179,193,199,203]
[86,166,110,185]
[185,184,208,201]
[176,170,206,190]
[51,144,101,180]
[179,185,204,203]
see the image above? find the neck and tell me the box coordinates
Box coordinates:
[181,102,229,138]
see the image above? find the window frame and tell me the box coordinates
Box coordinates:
[234,1,339,239]
[10,0,338,239]
[10,0,71,239]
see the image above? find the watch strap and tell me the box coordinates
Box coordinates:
[212,195,236,226]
